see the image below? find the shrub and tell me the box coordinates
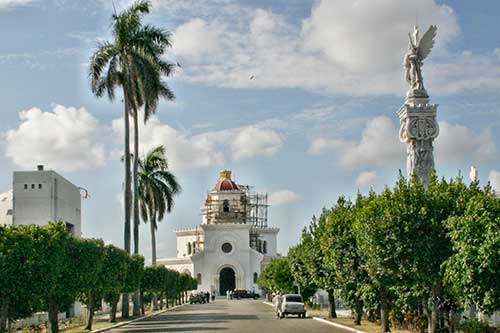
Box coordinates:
[458,320,495,333]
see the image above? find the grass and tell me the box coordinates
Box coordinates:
[307,309,413,333]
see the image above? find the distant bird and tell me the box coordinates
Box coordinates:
[249,75,255,80]
[176,61,182,68]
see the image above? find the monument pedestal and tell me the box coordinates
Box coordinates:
[398,96,439,186]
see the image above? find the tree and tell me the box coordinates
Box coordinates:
[258,257,294,295]
[138,145,181,309]
[75,238,105,331]
[102,245,129,322]
[288,243,318,300]
[124,254,145,307]
[29,222,81,333]
[89,0,174,317]
[322,196,368,325]
[445,184,500,315]
[0,225,40,331]
[301,212,338,318]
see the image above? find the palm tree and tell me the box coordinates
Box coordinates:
[138,145,181,310]
[88,0,174,317]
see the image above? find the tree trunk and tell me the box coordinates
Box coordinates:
[354,299,363,325]
[48,300,59,333]
[140,292,145,315]
[380,288,390,333]
[133,290,141,317]
[122,93,132,320]
[430,287,439,333]
[85,292,94,331]
[0,296,8,332]
[151,219,159,311]
[110,300,117,322]
[327,290,337,319]
[163,297,167,309]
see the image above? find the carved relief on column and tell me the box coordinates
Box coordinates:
[399,103,439,184]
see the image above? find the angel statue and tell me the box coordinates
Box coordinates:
[404,25,437,98]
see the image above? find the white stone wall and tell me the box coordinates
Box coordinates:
[0,190,13,226]
[13,170,81,236]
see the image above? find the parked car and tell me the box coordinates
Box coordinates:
[279,294,306,318]
[189,293,206,304]
[232,289,260,300]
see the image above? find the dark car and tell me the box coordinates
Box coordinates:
[232,289,260,300]
[189,293,205,304]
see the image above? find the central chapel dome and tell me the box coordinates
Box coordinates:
[212,170,240,191]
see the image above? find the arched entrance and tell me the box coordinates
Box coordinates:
[219,267,236,295]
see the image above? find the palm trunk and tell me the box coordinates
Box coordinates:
[327,289,337,318]
[151,218,159,310]
[132,111,142,317]
[48,300,59,333]
[122,95,132,319]
[85,292,94,331]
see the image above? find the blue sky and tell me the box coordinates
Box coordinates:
[1,0,500,261]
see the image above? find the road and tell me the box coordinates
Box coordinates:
[107,298,351,332]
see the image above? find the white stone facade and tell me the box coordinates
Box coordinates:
[158,170,279,295]
[0,166,82,236]
[0,190,13,226]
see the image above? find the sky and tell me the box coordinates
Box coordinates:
[1,0,500,261]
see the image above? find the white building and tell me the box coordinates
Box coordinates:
[158,170,279,295]
[0,165,82,236]
[0,190,13,226]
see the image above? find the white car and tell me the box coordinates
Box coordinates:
[279,294,306,318]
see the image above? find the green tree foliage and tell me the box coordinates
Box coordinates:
[445,184,500,314]
[102,245,129,322]
[322,196,367,325]
[0,225,40,330]
[75,238,105,331]
[258,257,294,294]
[288,243,318,300]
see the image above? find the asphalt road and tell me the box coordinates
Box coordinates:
[107,298,351,332]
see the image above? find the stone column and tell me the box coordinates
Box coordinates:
[399,96,439,186]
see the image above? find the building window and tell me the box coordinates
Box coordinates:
[197,273,202,285]
[6,209,12,216]
[223,199,230,212]
[221,242,232,253]
[38,184,42,189]
[253,272,258,284]
[24,184,28,190]
[192,241,197,253]
[187,242,192,255]
[31,184,35,189]
[263,241,267,254]
[257,240,262,253]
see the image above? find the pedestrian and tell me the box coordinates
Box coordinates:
[229,290,233,300]
[226,290,230,300]
[206,291,210,303]
[273,291,283,319]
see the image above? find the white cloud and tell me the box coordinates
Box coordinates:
[4,105,105,172]
[231,126,283,161]
[488,170,500,193]
[167,0,500,96]
[268,190,301,206]
[173,18,222,59]
[356,171,378,188]
[0,0,32,10]
[309,116,497,170]
[309,116,403,168]
[435,122,497,164]
[111,115,283,171]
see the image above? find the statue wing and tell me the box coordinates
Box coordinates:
[417,25,437,60]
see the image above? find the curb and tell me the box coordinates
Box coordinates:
[90,303,187,333]
[312,317,369,333]
[262,301,274,307]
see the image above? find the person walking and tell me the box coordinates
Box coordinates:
[273,291,284,319]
